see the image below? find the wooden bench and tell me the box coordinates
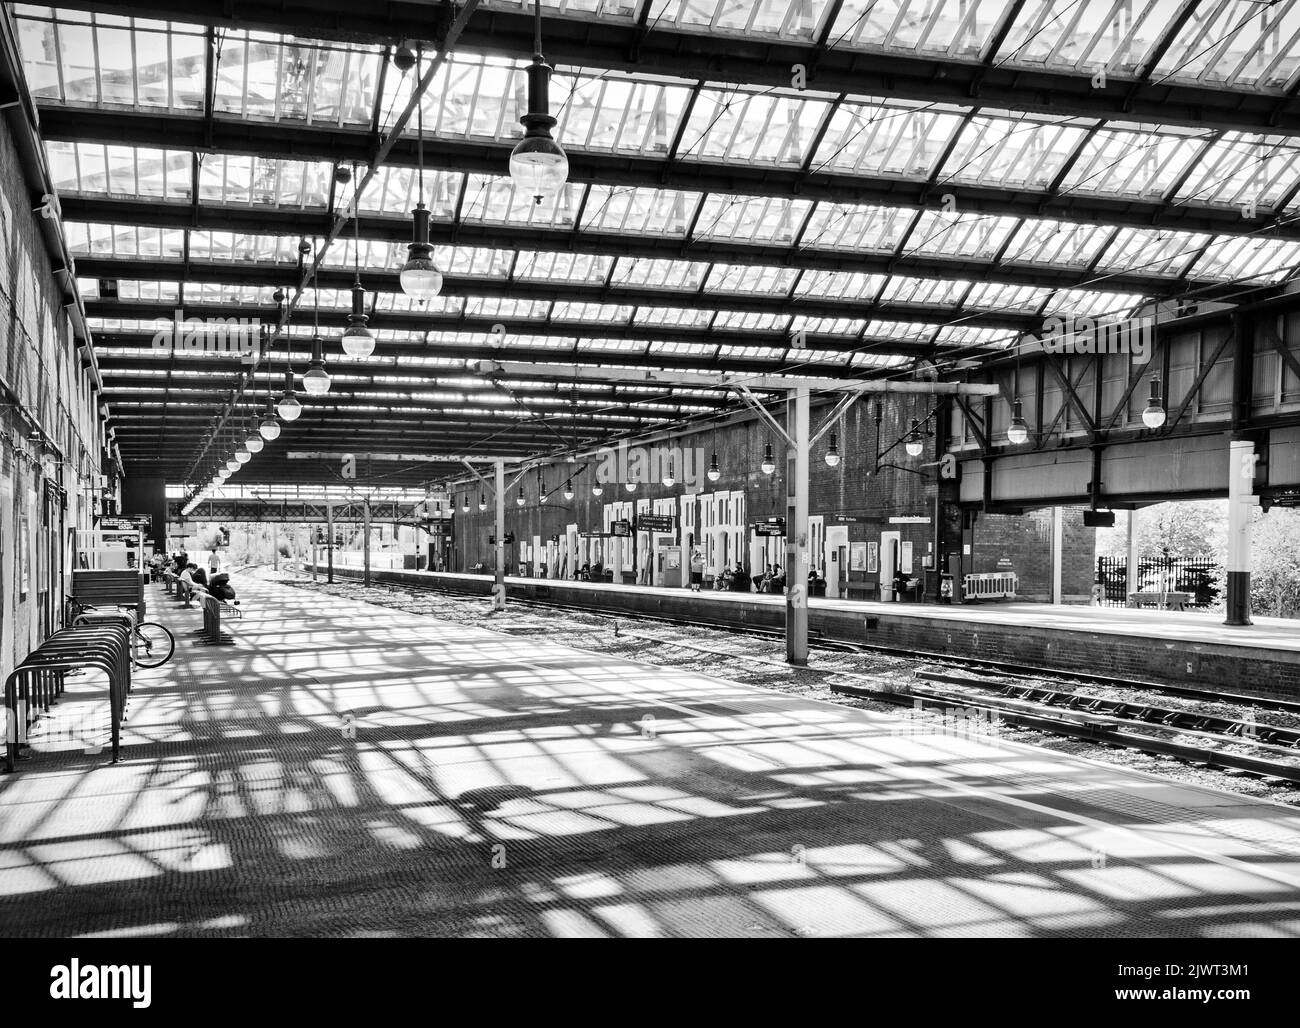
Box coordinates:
[71,569,145,621]
[1127,591,1191,611]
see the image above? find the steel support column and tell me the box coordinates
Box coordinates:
[1225,437,1258,626]
[494,458,505,610]
[786,387,810,666]
[363,498,371,588]
[327,501,334,583]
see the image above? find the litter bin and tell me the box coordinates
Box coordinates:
[939,573,954,604]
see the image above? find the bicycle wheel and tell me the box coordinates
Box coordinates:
[133,622,175,668]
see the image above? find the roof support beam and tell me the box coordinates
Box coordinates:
[39,2,1300,135]
[39,108,1300,240]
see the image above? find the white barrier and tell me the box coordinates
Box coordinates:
[963,572,1018,600]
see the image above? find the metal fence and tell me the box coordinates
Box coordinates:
[1096,556,1221,606]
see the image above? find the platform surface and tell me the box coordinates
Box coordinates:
[2,577,1300,938]
[357,567,1300,657]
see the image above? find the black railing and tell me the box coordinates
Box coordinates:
[1096,556,1221,607]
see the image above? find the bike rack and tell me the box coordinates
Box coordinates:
[4,624,133,772]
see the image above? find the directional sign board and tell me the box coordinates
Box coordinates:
[636,514,675,533]
[611,520,632,537]
[753,516,786,537]
[100,514,152,533]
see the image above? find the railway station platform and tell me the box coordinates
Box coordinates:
[321,566,1300,701]
[5,575,1299,938]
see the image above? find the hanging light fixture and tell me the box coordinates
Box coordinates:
[538,473,547,503]
[563,478,574,500]
[341,165,377,358]
[516,485,526,507]
[760,443,775,475]
[399,44,444,302]
[302,264,331,394]
[591,481,603,497]
[905,419,924,457]
[825,433,840,467]
[707,451,721,482]
[1142,377,1166,429]
[302,335,331,395]
[259,399,280,441]
[277,369,303,421]
[509,0,569,205]
[245,413,264,453]
[235,447,252,464]
[661,460,675,488]
[461,494,470,513]
[1007,401,1030,445]
[624,481,637,493]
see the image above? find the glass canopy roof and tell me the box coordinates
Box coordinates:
[16,0,1300,485]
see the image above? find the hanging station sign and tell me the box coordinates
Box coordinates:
[611,521,632,537]
[752,516,786,537]
[636,514,675,533]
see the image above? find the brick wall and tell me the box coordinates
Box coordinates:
[449,394,1093,598]
[0,114,106,685]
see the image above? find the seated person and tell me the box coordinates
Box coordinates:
[579,562,591,581]
[717,567,733,590]
[190,564,208,589]
[730,564,752,592]
[209,573,238,603]
[770,565,786,592]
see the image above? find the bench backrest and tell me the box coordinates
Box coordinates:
[71,569,144,607]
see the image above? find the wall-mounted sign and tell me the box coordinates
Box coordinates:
[888,516,932,525]
[100,514,152,532]
[832,514,863,523]
[636,514,675,533]
[849,541,867,572]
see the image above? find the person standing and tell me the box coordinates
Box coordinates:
[208,547,220,577]
[689,547,704,591]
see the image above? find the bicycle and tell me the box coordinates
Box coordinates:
[67,600,176,669]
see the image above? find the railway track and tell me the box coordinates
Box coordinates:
[281,572,1300,786]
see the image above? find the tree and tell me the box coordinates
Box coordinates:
[1251,508,1300,618]
[1136,500,1227,560]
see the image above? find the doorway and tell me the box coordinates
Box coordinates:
[880,530,900,601]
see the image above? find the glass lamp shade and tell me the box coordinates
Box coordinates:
[461,497,470,513]
[624,481,637,493]
[661,472,675,487]
[591,483,603,496]
[1006,401,1029,445]
[516,488,525,507]
[235,449,252,464]
[259,414,281,441]
[707,453,721,482]
[904,419,924,457]
[825,434,840,467]
[509,136,569,204]
[277,393,303,421]
[1142,379,1166,428]
[563,480,574,500]
[302,365,331,395]
[760,444,776,475]
[478,494,487,512]
[400,258,442,300]
[225,459,239,472]
[245,433,264,454]
[341,325,376,359]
